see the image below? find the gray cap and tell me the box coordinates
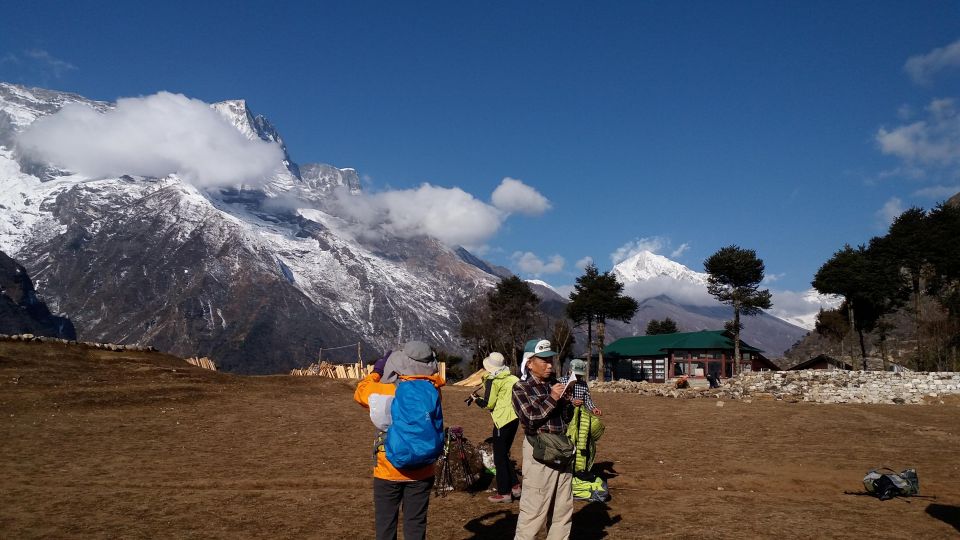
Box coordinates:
[403,340,434,362]
[380,340,438,383]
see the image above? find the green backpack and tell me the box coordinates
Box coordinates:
[566,406,605,473]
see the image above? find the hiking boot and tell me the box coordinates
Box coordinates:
[511,484,522,498]
[487,494,512,503]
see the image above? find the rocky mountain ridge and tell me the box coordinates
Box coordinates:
[1,82,822,371]
[0,82,495,373]
[0,250,75,339]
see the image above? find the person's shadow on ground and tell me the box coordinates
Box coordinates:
[925,503,960,533]
[461,502,621,539]
[591,461,619,480]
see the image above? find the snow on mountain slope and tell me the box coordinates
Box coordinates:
[769,289,842,330]
[0,82,497,373]
[526,279,558,294]
[0,82,110,129]
[613,250,708,286]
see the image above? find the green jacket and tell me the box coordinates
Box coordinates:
[478,369,519,428]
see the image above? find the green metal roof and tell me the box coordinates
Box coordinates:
[604,330,762,358]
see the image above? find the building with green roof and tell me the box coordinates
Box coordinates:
[603,330,779,382]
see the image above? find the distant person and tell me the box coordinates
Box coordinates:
[471,351,521,502]
[354,341,445,540]
[512,339,574,540]
[558,359,602,416]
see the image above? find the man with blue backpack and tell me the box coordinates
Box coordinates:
[354,341,445,540]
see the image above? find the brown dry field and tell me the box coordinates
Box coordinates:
[1,341,959,539]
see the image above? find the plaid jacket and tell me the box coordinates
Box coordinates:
[511,374,571,435]
[558,376,596,411]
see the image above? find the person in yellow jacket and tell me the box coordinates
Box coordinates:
[354,341,445,540]
[472,351,521,503]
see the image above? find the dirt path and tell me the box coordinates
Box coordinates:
[1,342,958,538]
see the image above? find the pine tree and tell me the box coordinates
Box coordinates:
[813,244,904,369]
[567,264,638,381]
[487,276,541,368]
[646,317,678,335]
[704,245,773,376]
[874,208,929,368]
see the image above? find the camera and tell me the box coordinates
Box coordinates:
[464,391,480,406]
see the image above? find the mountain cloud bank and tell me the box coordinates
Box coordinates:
[331,177,550,248]
[17,92,284,186]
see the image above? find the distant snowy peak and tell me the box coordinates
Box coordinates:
[212,100,280,145]
[0,82,110,130]
[613,250,708,286]
[211,99,299,178]
[526,279,558,294]
[300,163,361,195]
[772,289,843,330]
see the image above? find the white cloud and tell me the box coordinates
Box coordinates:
[17,92,285,186]
[670,243,690,258]
[877,197,904,227]
[763,272,786,284]
[511,251,565,276]
[913,184,960,199]
[904,38,960,85]
[327,177,554,249]
[768,289,843,330]
[621,276,715,307]
[490,177,551,215]
[610,237,666,265]
[24,49,77,78]
[332,183,505,248]
[897,104,914,120]
[574,256,594,270]
[876,98,960,178]
[554,284,575,298]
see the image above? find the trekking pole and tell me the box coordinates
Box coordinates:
[455,433,476,487]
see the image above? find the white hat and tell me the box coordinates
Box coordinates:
[482,352,506,374]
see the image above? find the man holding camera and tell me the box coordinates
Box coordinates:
[468,351,521,502]
[511,339,573,540]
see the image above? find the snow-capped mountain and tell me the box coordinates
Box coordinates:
[526,279,559,295]
[769,289,842,330]
[612,250,708,285]
[608,249,808,357]
[0,82,497,373]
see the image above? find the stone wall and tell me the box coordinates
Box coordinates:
[726,371,960,404]
[590,371,960,405]
[0,333,156,352]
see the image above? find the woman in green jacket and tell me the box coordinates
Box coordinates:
[474,352,521,502]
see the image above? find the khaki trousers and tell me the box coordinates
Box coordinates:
[514,436,573,540]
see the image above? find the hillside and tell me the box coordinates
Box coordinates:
[0,82,496,373]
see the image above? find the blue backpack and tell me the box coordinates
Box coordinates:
[385,379,444,469]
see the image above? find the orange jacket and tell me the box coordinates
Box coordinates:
[354,372,445,481]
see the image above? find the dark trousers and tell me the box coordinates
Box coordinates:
[373,476,433,540]
[493,419,520,495]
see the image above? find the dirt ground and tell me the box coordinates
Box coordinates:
[1,341,959,539]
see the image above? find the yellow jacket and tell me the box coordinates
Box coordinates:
[354,372,445,481]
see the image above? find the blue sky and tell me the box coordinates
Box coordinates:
[2,2,960,305]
